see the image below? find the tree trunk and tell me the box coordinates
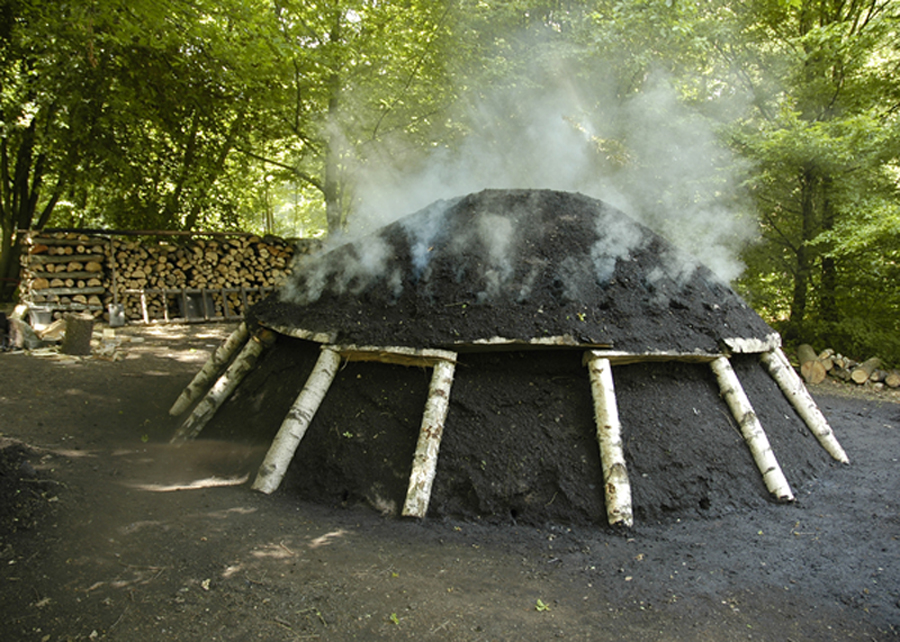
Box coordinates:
[0,225,23,302]
[787,166,818,340]
[710,356,794,502]
[760,349,848,464]
[169,321,250,416]
[819,177,838,323]
[252,347,342,494]
[170,329,277,444]
[797,343,826,384]
[851,357,881,385]
[324,11,344,236]
[402,357,457,518]
[585,352,633,527]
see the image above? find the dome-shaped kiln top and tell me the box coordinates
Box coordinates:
[251,189,773,353]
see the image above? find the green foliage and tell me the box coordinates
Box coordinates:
[718,0,900,353]
[1,0,898,368]
[803,319,900,369]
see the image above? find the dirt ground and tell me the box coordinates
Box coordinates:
[1,322,899,641]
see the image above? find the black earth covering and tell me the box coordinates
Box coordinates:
[213,189,836,526]
[202,338,836,528]
[250,189,774,353]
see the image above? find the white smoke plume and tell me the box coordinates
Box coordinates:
[351,70,754,285]
[281,59,755,306]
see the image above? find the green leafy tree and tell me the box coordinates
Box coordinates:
[250,0,457,235]
[0,0,276,300]
[0,0,91,301]
[720,0,900,351]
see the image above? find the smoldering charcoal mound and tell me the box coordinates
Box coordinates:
[250,189,774,353]
[188,188,844,527]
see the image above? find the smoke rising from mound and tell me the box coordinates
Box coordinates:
[281,63,755,309]
[348,72,753,285]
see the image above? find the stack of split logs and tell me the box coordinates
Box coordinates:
[795,344,900,389]
[24,234,109,315]
[109,235,303,321]
[21,232,318,323]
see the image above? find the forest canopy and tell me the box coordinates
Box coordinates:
[1,0,898,361]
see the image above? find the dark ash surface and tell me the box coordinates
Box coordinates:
[251,189,774,352]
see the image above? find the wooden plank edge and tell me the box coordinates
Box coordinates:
[582,349,722,366]
[720,333,782,355]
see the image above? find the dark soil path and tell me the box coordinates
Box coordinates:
[1,323,898,641]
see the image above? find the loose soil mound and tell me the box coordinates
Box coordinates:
[252,189,774,352]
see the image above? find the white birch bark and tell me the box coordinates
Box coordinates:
[402,357,457,518]
[710,356,794,502]
[585,353,633,527]
[760,349,849,463]
[169,322,250,416]
[252,347,342,494]
[170,330,276,444]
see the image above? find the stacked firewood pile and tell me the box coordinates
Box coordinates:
[795,344,900,390]
[21,232,319,322]
[23,234,108,315]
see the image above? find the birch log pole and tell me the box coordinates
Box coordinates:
[252,347,342,494]
[760,349,849,463]
[402,357,457,518]
[169,322,250,416]
[585,352,633,527]
[710,356,794,502]
[170,329,276,444]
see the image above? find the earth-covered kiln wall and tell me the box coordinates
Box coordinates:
[18,231,320,322]
[198,334,836,526]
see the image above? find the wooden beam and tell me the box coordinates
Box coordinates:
[720,333,782,354]
[335,345,457,368]
[402,357,457,518]
[710,356,794,502]
[252,347,342,494]
[456,335,612,351]
[760,349,849,464]
[170,329,276,444]
[585,353,633,527]
[259,322,337,345]
[169,322,250,416]
[583,349,720,366]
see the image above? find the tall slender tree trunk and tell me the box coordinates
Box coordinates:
[0,224,22,302]
[324,11,344,236]
[1,122,38,302]
[788,166,818,339]
[0,117,61,302]
[819,176,838,323]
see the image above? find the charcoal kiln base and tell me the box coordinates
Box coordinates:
[179,333,845,528]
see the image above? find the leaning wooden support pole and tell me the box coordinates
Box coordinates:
[169,322,250,416]
[252,347,342,494]
[402,357,457,518]
[760,349,849,464]
[585,353,633,527]
[710,356,794,502]
[170,329,276,444]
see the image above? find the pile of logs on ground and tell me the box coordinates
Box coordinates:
[20,231,320,323]
[795,344,900,390]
